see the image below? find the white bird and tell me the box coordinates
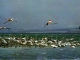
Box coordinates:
[4,18,17,24]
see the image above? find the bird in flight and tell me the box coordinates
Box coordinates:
[44,20,57,27]
[4,18,17,24]
[0,26,11,30]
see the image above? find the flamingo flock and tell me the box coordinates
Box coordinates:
[0,36,79,48]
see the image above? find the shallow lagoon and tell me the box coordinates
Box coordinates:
[0,47,80,60]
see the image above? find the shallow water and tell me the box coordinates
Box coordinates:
[0,47,80,60]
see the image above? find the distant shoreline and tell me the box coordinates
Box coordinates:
[0,33,80,34]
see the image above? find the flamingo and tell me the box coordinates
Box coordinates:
[44,20,57,27]
[4,18,17,24]
[0,26,11,30]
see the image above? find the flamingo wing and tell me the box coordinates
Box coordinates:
[4,21,9,24]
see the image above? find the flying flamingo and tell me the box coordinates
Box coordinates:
[0,26,11,30]
[44,20,57,27]
[4,18,17,24]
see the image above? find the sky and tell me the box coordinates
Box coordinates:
[0,0,80,33]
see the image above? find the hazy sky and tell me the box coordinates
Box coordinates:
[0,0,80,33]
